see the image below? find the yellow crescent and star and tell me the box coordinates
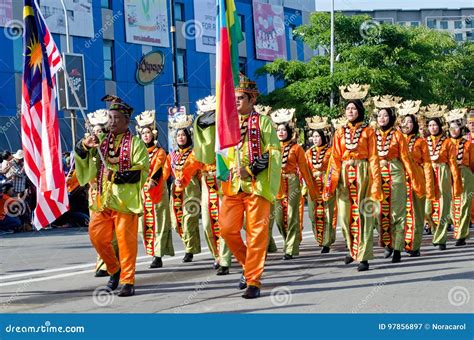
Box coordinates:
[24,5,42,74]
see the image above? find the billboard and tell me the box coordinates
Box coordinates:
[58,53,88,110]
[0,0,12,27]
[252,1,287,61]
[40,0,94,38]
[124,0,170,47]
[193,0,216,53]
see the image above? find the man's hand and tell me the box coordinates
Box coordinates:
[238,166,251,179]
[82,135,99,149]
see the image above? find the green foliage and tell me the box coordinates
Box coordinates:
[256,12,474,123]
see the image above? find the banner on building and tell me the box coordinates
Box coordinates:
[193,0,216,53]
[124,0,170,47]
[58,53,88,110]
[252,0,287,61]
[0,0,13,27]
[40,0,94,37]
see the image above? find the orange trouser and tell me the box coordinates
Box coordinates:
[220,192,271,288]
[89,209,139,285]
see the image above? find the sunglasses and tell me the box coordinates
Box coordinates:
[236,95,247,101]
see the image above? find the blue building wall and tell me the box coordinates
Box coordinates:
[0,0,310,151]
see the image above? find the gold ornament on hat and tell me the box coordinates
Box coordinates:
[169,113,194,129]
[420,104,448,120]
[254,104,272,116]
[372,95,402,109]
[339,84,370,100]
[446,108,468,123]
[331,116,348,130]
[270,108,296,128]
[306,116,331,130]
[87,109,109,127]
[396,100,422,116]
[196,95,216,115]
[135,110,157,135]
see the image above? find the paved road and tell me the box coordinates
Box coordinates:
[0,211,473,313]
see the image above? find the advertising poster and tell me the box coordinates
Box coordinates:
[193,0,216,53]
[0,0,12,27]
[40,0,94,37]
[252,0,287,61]
[124,0,170,47]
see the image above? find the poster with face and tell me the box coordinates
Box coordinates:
[253,1,286,61]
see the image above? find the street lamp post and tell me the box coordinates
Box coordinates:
[329,0,335,109]
[169,0,180,108]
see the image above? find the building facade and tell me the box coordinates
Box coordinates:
[0,0,315,151]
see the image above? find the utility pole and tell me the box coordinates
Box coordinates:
[169,0,180,108]
[329,0,335,109]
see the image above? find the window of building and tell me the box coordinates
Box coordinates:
[174,2,184,21]
[239,57,247,75]
[103,40,115,80]
[467,32,473,41]
[440,21,448,29]
[466,19,473,29]
[238,14,245,32]
[177,49,187,83]
[411,21,420,27]
[454,20,462,29]
[427,19,436,29]
[454,33,463,41]
[101,0,111,8]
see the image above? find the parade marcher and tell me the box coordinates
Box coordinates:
[219,74,281,298]
[446,109,474,246]
[305,116,336,253]
[372,96,424,263]
[80,109,120,278]
[323,84,382,272]
[165,114,202,263]
[193,95,233,275]
[398,101,437,257]
[268,109,318,260]
[422,104,462,250]
[75,95,149,297]
[135,110,174,268]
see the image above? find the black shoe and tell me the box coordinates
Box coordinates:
[344,255,354,265]
[95,269,108,277]
[392,250,401,263]
[455,239,466,246]
[106,270,121,291]
[182,253,193,263]
[238,273,247,290]
[357,261,369,272]
[384,248,393,259]
[149,257,163,268]
[408,250,420,257]
[216,266,229,276]
[447,224,453,232]
[213,261,220,270]
[117,284,135,297]
[432,243,438,247]
[439,244,447,251]
[242,285,260,299]
[283,254,293,260]
[321,246,330,254]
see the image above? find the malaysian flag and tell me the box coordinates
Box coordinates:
[21,0,68,229]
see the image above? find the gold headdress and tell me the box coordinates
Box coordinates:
[235,73,259,97]
[196,95,216,114]
[169,113,193,129]
[339,84,370,100]
[420,104,448,120]
[446,108,468,127]
[135,110,157,135]
[87,109,109,127]
[254,104,272,116]
[372,95,402,109]
[332,116,348,130]
[306,116,331,130]
[270,108,296,128]
[396,100,422,116]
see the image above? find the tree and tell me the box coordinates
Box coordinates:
[256,13,474,122]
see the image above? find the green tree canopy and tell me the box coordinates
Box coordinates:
[256,13,474,122]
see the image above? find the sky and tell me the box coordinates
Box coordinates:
[315,0,474,11]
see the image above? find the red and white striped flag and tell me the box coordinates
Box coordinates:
[21,0,68,229]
